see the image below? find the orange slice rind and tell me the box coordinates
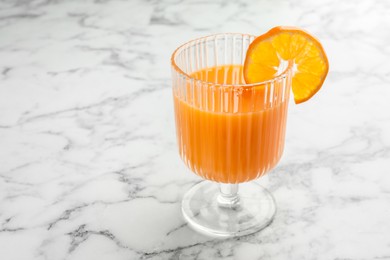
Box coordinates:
[244,26,329,104]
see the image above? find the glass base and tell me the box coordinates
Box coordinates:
[182,181,276,238]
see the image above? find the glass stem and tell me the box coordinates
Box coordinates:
[217,183,240,208]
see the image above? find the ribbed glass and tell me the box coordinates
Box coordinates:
[171,33,292,184]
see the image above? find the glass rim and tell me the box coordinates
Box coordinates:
[171,33,293,88]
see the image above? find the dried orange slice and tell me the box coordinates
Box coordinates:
[244,26,329,104]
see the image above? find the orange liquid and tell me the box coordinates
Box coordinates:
[173,65,289,183]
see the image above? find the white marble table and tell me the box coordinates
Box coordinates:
[1,0,390,259]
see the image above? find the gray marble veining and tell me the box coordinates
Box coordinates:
[1,0,390,259]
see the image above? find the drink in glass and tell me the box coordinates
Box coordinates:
[171,34,292,237]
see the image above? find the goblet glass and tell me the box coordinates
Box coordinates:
[171,33,292,237]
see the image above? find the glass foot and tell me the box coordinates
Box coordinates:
[182,181,276,238]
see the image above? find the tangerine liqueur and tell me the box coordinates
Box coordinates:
[173,65,289,183]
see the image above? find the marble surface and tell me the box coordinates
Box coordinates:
[1,0,390,259]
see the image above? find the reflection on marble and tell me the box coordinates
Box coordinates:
[0,0,390,259]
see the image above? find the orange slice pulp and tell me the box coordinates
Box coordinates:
[244,26,329,104]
